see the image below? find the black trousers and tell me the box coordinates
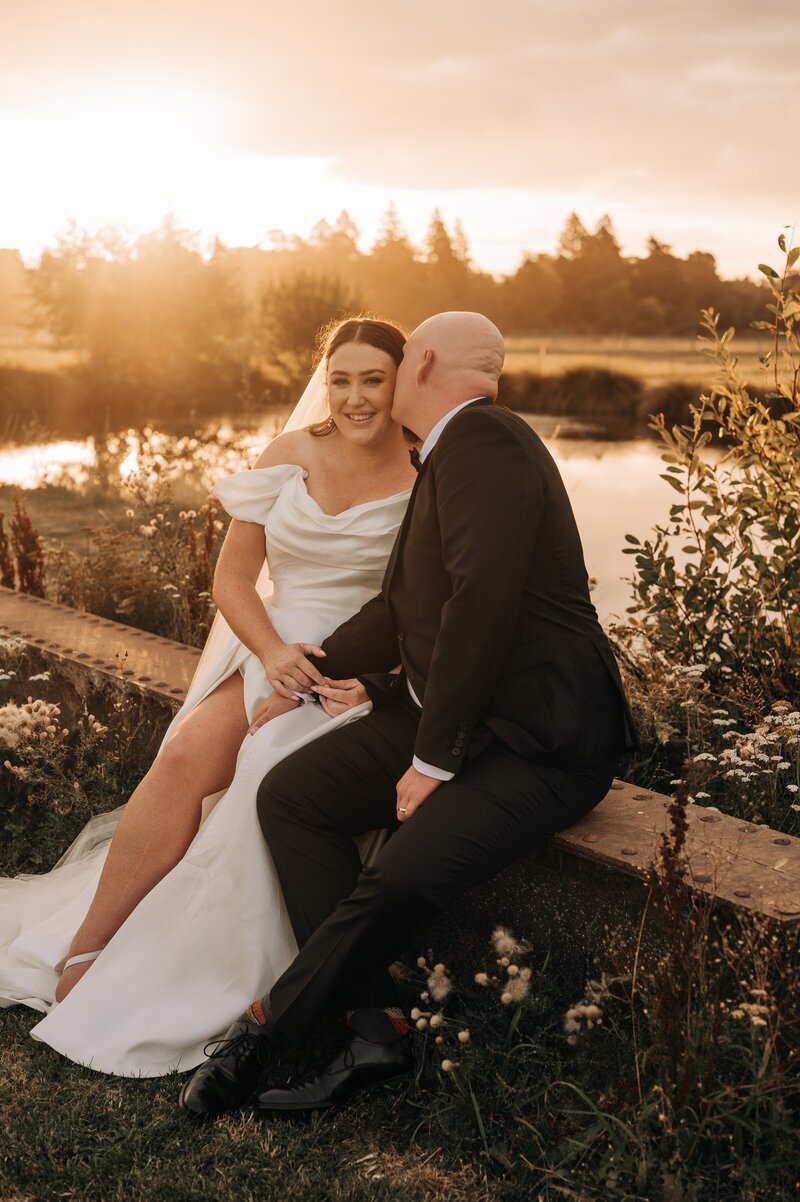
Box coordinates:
[257,691,617,1045]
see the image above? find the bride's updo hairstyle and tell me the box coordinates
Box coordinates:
[309,316,407,437]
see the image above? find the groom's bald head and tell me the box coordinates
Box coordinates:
[392,311,505,440]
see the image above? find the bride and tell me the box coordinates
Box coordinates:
[0,316,415,1076]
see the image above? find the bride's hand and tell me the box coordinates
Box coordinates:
[261,642,327,700]
[312,678,369,717]
[248,692,301,735]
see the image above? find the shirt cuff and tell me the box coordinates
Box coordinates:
[412,755,455,782]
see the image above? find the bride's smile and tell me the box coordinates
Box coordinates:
[326,341,397,445]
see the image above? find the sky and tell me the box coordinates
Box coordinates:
[2,0,799,278]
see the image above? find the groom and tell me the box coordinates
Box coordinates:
[179,311,640,1120]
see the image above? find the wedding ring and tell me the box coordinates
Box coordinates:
[399,807,407,813]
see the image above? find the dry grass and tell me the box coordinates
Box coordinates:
[504,334,772,388]
[0,323,80,372]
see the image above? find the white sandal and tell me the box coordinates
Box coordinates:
[57,949,103,974]
[63,950,103,970]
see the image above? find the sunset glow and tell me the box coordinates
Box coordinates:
[2,1,798,277]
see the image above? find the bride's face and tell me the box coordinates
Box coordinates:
[326,343,398,445]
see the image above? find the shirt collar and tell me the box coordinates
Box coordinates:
[418,398,488,464]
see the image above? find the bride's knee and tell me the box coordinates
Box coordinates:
[152,731,200,782]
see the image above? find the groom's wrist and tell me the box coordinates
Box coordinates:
[412,755,454,782]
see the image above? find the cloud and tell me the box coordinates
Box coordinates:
[2,0,798,267]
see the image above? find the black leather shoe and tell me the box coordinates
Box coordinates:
[254,1033,412,1115]
[179,1017,272,1121]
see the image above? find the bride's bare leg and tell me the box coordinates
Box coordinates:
[56,671,250,1002]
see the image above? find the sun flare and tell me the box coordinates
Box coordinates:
[3,81,233,250]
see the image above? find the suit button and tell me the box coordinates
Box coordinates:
[452,748,461,756]
[454,737,464,747]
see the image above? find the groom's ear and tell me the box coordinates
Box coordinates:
[417,348,434,386]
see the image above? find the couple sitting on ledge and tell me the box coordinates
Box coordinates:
[0,309,639,1118]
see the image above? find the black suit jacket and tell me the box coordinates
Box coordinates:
[313,399,641,774]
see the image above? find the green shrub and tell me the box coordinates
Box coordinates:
[623,236,800,705]
[48,461,224,647]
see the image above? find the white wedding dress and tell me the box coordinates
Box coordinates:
[0,463,410,1076]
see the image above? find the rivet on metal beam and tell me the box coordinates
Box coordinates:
[620,847,637,856]
[733,889,751,898]
[170,688,184,697]
[582,834,599,843]
[777,903,800,916]
[609,781,624,791]
[693,873,713,883]
[699,815,721,823]
[773,837,791,846]
[139,676,152,683]
[155,681,169,688]
[632,793,653,800]
[736,825,757,833]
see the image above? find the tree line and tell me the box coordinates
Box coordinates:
[0,208,771,417]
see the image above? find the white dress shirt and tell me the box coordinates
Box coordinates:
[409,398,486,780]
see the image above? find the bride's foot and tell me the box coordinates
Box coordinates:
[54,949,104,1003]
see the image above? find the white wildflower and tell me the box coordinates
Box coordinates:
[427,963,452,1003]
[500,976,530,1005]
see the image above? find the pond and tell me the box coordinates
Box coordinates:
[0,412,676,626]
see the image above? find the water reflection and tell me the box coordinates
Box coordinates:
[0,414,674,625]
[0,439,96,488]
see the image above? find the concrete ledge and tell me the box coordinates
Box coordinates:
[2,586,799,929]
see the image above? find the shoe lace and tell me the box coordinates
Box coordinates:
[203,1031,270,1068]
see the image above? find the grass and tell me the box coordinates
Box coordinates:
[1,324,773,391]
[504,334,772,388]
[0,323,80,373]
[0,1007,500,1202]
[0,484,133,555]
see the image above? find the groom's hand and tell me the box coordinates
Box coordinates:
[312,678,369,717]
[395,766,442,823]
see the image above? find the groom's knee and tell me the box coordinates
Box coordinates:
[256,755,320,835]
[365,859,435,918]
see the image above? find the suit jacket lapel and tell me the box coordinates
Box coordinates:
[383,398,494,592]
[383,457,428,590]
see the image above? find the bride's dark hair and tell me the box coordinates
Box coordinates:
[309,316,407,437]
